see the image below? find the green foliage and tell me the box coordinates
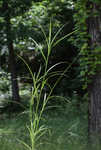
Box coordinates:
[69,1,88,89]
[0,71,10,93]
[0,0,33,17]
[71,0,101,89]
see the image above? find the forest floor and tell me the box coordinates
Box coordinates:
[0,97,88,150]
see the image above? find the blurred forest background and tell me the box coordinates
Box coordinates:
[0,0,100,150]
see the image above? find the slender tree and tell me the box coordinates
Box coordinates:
[2,1,20,102]
[87,1,101,140]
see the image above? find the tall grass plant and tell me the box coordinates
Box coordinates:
[17,21,78,150]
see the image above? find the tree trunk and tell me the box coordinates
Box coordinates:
[88,75,101,137]
[8,41,20,102]
[88,2,101,141]
[4,1,20,102]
